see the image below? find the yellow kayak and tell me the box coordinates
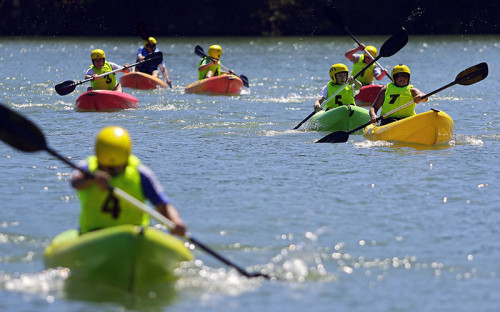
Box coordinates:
[363,109,454,145]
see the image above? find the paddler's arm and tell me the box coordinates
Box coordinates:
[345,43,365,61]
[108,62,130,74]
[139,164,187,236]
[198,58,218,72]
[156,203,187,237]
[159,63,172,87]
[369,86,386,123]
[314,85,328,112]
[314,96,325,112]
[411,87,428,103]
[374,64,389,80]
[71,168,110,192]
[348,76,363,90]
[121,63,130,74]
[85,68,97,81]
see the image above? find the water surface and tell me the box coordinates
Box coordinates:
[0,35,499,311]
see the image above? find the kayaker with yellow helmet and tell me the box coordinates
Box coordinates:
[313,63,362,112]
[369,64,427,125]
[71,126,187,236]
[136,37,172,87]
[198,44,235,80]
[345,44,388,85]
[85,49,130,92]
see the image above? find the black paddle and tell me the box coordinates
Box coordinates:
[194,45,249,88]
[55,51,164,96]
[293,27,408,130]
[0,103,272,280]
[316,62,489,143]
[328,7,392,82]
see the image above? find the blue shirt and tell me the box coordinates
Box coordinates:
[136,47,165,74]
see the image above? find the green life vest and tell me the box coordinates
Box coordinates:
[77,155,149,233]
[323,81,356,110]
[90,61,117,90]
[380,82,416,119]
[198,57,221,80]
[351,55,375,85]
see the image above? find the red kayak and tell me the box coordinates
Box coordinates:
[185,74,243,95]
[120,72,167,90]
[75,90,139,112]
[355,85,383,106]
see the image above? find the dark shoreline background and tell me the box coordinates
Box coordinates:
[1,0,499,37]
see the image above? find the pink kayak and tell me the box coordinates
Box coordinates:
[355,85,383,106]
[75,90,139,112]
[120,72,167,90]
[185,74,243,95]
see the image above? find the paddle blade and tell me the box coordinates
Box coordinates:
[239,75,249,88]
[379,27,408,58]
[455,62,488,86]
[194,45,206,58]
[0,103,47,152]
[145,51,163,66]
[316,131,349,143]
[55,80,77,96]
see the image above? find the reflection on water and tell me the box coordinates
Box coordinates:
[63,278,179,309]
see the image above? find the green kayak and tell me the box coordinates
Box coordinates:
[44,224,193,291]
[307,105,370,132]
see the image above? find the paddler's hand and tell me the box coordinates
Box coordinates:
[369,114,378,124]
[314,97,324,112]
[171,222,187,237]
[414,94,428,104]
[92,170,112,191]
[358,43,366,51]
[229,69,235,75]
[123,63,131,73]
[378,69,389,79]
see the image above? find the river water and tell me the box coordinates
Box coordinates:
[1,35,499,311]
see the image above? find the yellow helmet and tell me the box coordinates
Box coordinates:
[208,45,222,59]
[329,63,349,84]
[391,64,411,81]
[95,126,132,167]
[144,37,157,47]
[91,49,105,60]
[364,46,377,58]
